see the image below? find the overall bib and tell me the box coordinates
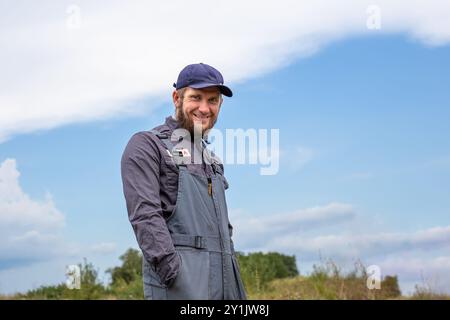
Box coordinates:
[143,130,247,300]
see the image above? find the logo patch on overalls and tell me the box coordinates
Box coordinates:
[171,147,191,165]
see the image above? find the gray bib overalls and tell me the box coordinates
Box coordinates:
[143,130,247,300]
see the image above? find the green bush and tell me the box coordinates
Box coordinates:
[19,258,107,300]
[107,249,142,285]
[236,251,299,294]
[106,248,143,299]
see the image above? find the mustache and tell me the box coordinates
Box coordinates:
[176,106,218,134]
[190,111,214,118]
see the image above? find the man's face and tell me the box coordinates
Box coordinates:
[173,87,222,136]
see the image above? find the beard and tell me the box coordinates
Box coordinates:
[175,102,218,138]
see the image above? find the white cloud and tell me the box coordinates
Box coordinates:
[232,202,450,260]
[0,158,71,264]
[1,0,450,141]
[268,225,450,260]
[0,158,117,270]
[0,161,64,230]
[379,255,450,279]
[230,202,356,249]
[377,255,450,294]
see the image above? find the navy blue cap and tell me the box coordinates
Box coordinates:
[173,63,233,97]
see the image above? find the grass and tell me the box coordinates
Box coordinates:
[0,256,448,300]
[247,259,449,300]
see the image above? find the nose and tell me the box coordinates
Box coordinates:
[197,100,210,114]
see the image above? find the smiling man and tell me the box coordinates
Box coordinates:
[121,63,247,300]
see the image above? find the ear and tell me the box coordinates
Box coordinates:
[172,90,182,109]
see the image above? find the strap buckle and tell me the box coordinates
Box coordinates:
[194,236,205,249]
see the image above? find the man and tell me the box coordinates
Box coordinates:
[121,63,247,300]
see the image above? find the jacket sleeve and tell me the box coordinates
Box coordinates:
[121,132,180,286]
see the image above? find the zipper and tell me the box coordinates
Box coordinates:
[208,177,212,196]
[202,139,213,197]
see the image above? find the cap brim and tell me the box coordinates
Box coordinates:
[189,82,233,97]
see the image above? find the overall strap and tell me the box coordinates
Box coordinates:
[201,139,222,175]
[150,129,175,150]
[150,129,187,168]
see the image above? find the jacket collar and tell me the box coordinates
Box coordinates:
[165,115,180,132]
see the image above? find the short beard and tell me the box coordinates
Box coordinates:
[175,101,218,139]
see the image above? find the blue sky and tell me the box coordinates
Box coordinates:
[1,1,450,295]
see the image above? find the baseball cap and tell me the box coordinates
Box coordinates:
[173,63,233,97]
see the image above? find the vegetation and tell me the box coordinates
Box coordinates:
[237,251,299,294]
[251,259,402,300]
[1,249,448,300]
[14,258,108,300]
